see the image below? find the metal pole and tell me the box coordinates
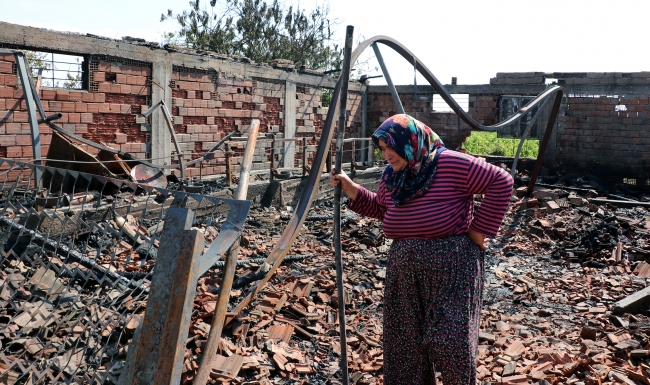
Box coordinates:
[225,142,232,187]
[193,120,259,385]
[360,90,367,163]
[350,140,356,179]
[526,92,563,196]
[368,140,374,167]
[371,43,405,115]
[302,137,308,176]
[14,52,42,189]
[333,25,354,385]
[270,135,276,181]
[160,102,186,180]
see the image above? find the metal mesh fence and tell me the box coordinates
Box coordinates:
[0,158,246,384]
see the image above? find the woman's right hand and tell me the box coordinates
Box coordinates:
[329,169,359,200]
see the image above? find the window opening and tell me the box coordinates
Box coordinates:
[24,50,86,90]
[432,93,469,113]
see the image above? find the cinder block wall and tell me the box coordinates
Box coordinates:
[367,71,650,188]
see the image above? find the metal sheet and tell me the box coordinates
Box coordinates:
[130,164,167,188]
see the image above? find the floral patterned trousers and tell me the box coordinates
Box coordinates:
[384,235,484,385]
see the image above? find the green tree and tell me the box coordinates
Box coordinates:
[161,0,342,71]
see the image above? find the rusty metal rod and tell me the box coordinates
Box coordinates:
[270,134,276,181]
[302,137,308,176]
[193,119,260,385]
[371,42,405,114]
[225,143,232,187]
[160,101,186,180]
[333,25,354,385]
[526,91,563,196]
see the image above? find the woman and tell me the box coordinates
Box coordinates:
[330,114,513,385]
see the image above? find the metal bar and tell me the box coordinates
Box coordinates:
[270,135,276,181]
[302,137,308,176]
[185,130,236,166]
[350,140,356,178]
[360,90,368,163]
[120,208,195,385]
[368,140,374,166]
[333,25,354,385]
[332,138,372,143]
[160,101,186,180]
[226,64,343,329]
[510,95,553,177]
[359,37,562,133]
[225,143,233,187]
[526,91,563,195]
[153,229,205,385]
[14,52,42,189]
[194,120,259,385]
[371,43,405,114]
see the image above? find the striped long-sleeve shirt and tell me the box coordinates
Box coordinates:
[348,150,514,239]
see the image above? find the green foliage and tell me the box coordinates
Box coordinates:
[162,0,342,71]
[463,131,539,158]
[22,51,51,87]
[374,147,384,161]
[322,88,333,107]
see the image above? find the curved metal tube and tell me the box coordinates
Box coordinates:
[227,34,564,319]
[355,36,563,133]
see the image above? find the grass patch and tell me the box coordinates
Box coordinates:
[463,131,539,158]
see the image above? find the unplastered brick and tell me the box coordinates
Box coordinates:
[0,62,12,74]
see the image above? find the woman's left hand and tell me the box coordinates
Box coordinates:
[467,228,488,250]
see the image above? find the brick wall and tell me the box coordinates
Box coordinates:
[360,92,496,149]
[365,71,650,187]
[0,53,152,159]
[557,94,650,185]
[0,52,152,180]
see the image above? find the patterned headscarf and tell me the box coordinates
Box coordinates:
[371,114,445,206]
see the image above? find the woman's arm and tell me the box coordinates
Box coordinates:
[329,169,359,200]
[330,170,388,220]
[464,156,514,240]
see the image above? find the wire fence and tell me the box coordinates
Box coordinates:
[0,159,246,384]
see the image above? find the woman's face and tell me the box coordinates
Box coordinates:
[378,139,408,171]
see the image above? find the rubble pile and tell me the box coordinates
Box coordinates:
[176,184,650,385]
[477,186,650,384]
[179,201,389,385]
[3,158,650,385]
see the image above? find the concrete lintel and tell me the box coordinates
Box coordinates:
[0,21,363,92]
[368,83,650,97]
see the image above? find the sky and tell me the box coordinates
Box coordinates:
[2,0,650,86]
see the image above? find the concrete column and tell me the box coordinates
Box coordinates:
[283,81,296,168]
[151,54,173,169]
